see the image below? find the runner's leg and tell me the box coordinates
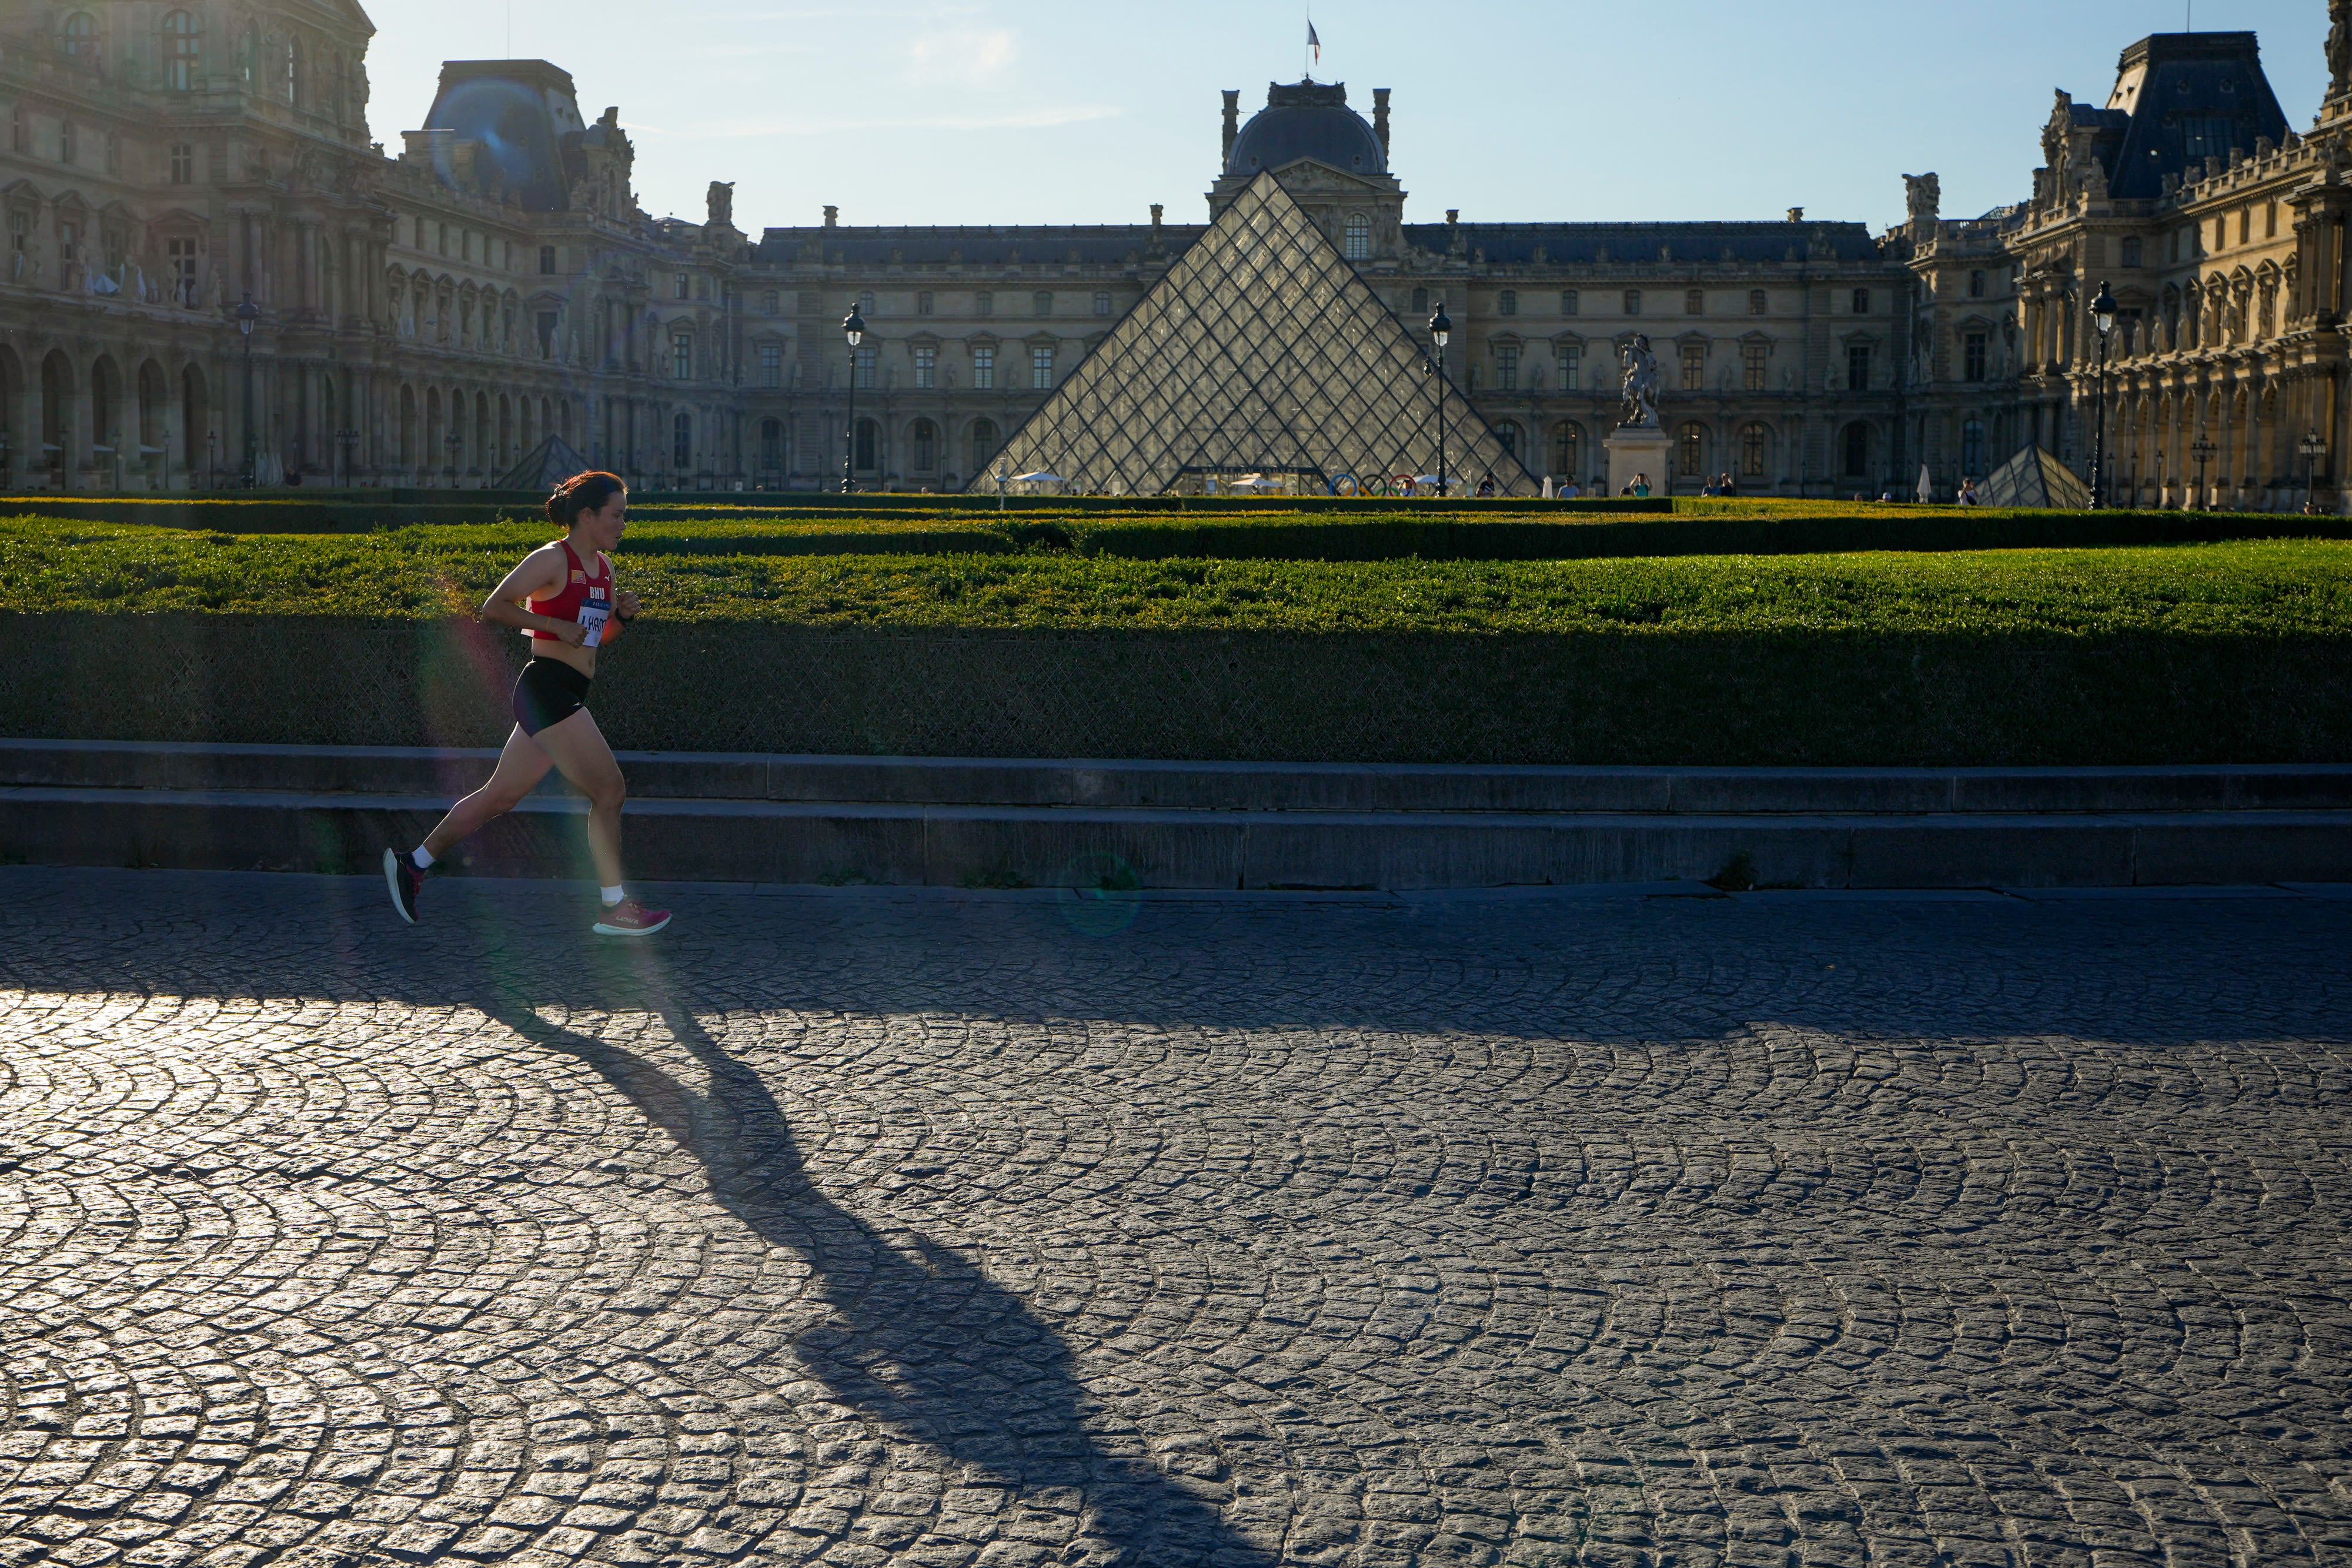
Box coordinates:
[420,726,556,860]
[529,707,627,890]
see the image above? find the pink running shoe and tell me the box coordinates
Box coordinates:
[592,899,673,938]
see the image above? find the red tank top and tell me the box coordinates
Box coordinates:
[526,540,615,645]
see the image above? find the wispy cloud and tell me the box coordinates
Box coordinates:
[652,104,1121,140]
[906,25,1018,85]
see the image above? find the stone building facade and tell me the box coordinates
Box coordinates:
[0,1,2341,503]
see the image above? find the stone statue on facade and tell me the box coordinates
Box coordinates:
[707,181,735,229]
[2333,0,2352,102]
[1903,172,1940,226]
[1618,334,1661,429]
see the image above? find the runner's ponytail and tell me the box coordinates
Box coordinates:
[547,471,627,529]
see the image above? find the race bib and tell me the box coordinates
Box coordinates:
[579,587,611,648]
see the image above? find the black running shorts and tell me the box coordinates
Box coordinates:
[512,658,592,737]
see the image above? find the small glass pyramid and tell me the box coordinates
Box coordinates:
[977,171,1538,497]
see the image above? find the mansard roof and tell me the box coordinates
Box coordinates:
[2094,32,2288,199]
[751,225,1204,267]
[1400,222,1885,265]
[419,59,588,212]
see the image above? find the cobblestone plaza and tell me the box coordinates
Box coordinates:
[2,869,2350,1567]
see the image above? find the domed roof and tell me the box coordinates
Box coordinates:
[1228,81,1386,178]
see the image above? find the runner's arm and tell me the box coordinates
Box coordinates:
[477,548,584,645]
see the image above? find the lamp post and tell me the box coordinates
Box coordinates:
[444,429,460,489]
[2300,429,2327,512]
[2089,280,2117,509]
[235,292,259,487]
[841,301,866,495]
[206,430,217,491]
[1428,300,1451,498]
[2189,434,2216,511]
[336,427,359,489]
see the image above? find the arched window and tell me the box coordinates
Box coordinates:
[1960,418,1987,477]
[853,417,878,472]
[672,411,692,469]
[1344,215,1371,261]
[757,418,784,472]
[910,419,938,471]
[61,12,98,61]
[1498,289,1518,317]
[1552,421,1582,478]
[1738,422,1769,477]
[1842,421,1871,478]
[1677,421,1708,477]
[163,11,199,90]
[970,418,1000,474]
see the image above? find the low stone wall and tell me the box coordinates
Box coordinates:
[4,613,2348,766]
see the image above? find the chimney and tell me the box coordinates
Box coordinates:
[1786,206,1805,223]
[1150,203,1164,229]
[823,205,838,228]
[1445,209,1459,226]
[1372,89,1391,158]
[1222,90,1241,165]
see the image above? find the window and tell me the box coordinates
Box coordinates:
[1748,290,1767,315]
[1678,422,1707,477]
[673,412,692,470]
[1964,332,1987,382]
[2239,208,2251,245]
[1850,288,1870,315]
[540,246,557,275]
[1680,343,1707,390]
[60,119,76,165]
[167,238,198,307]
[1969,270,1986,298]
[1743,342,1768,391]
[1093,291,1112,317]
[1842,421,1870,477]
[761,289,779,315]
[1558,345,1581,390]
[975,292,993,317]
[105,131,118,174]
[1561,290,1579,316]
[1623,289,1642,316]
[535,312,556,359]
[758,419,784,472]
[674,273,690,301]
[970,418,1000,474]
[1499,289,1518,317]
[858,290,876,316]
[1685,289,1705,316]
[973,345,995,389]
[2122,237,2144,269]
[853,419,877,471]
[169,142,194,184]
[437,223,449,256]
[165,11,199,90]
[62,12,97,60]
[913,345,936,389]
[2215,214,2228,252]
[1847,344,1872,391]
[918,291,934,316]
[1031,345,1054,389]
[853,345,876,390]
[911,420,937,470]
[1961,418,1987,477]
[1344,215,1371,260]
[1552,422,1581,477]
[672,333,693,380]
[759,343,783,389]
[9,108,24,154]
[2181,116,2236,160]
[1496,421,1521,459]
[1496,344,1519,391]
[2266,201,2278,238]
[1739,422,1768,478]
[1033,292,1053,317]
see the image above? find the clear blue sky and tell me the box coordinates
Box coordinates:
[363,0,2323,233]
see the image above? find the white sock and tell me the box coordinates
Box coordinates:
[411,847,435,870]
[600,885,625,907]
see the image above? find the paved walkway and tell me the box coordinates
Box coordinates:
[2,870,2350,1568]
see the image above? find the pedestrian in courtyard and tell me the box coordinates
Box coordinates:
[384,471,671,938]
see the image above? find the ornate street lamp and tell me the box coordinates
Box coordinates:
[2089,280,2118,509]
[2300,429,2328,512]
[841,301,866,495]
[2189,433,2217,511]
[336,427,359,489]
[1428,301,1451,499]
[236,292,260,488]
[445,428,460,489]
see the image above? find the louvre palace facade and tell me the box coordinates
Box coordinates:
[0,0,2346,504]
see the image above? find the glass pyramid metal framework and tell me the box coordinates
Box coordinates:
[978,172,1539,497]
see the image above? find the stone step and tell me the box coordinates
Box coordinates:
[3,781,2348,891]
[6,739,2351,817]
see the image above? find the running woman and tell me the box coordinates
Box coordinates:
[385,471,671,937]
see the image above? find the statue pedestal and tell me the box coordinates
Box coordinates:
[1605,423,1671,496]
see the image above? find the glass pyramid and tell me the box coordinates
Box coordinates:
[977,172,1539,498]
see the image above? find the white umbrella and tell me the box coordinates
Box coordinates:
[1916,463,1934,504]
[1010,471,1065,484]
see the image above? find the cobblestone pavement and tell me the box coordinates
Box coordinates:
[2,868,2350,1568]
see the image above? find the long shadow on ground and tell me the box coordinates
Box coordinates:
[474,979,1272,1568]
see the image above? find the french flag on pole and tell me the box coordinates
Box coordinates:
[1308,19,1321,65]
